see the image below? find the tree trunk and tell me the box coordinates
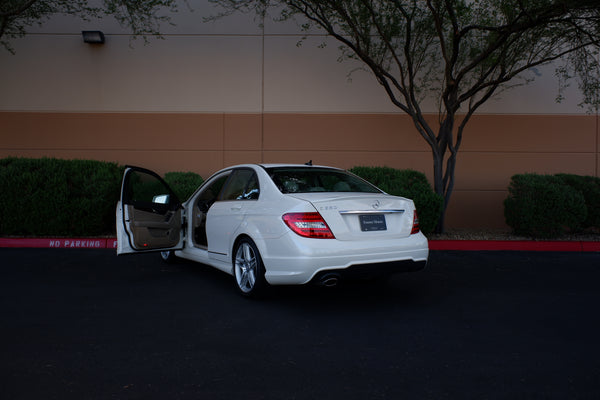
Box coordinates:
[431,117,458,234]
[432,150,447,234]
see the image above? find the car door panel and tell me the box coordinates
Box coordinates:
[206,201,245,261]
[125,204,182,250]
[206,168,260,262]
[116,166,184,255]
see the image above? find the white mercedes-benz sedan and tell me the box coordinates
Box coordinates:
[116,164,428,296]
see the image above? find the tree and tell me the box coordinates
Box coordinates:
[209,0,600,231]
[0,0,178,53]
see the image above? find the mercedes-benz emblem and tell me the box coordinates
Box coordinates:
[372,200,380,209]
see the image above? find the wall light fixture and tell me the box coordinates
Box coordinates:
[82,31,105,44]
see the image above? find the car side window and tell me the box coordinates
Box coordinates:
[196,171,231,211]
[221,169,260,201]
[242,172,260,200]
[123,168,179,212]
[267,167,381,194]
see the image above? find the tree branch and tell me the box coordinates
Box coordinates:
[0,0,39,18]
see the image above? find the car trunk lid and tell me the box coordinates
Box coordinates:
[287,193,415,240]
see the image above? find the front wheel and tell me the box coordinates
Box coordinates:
[160,250,177,263]
[233,238,267,297]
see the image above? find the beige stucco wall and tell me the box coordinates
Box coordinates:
[1,1,598,230]
[0,1,587,114]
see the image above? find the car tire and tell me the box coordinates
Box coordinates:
[233,238,267,297]
[160,250,177,264]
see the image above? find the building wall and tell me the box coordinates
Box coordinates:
[1,112,597,229]
[1,1,598,230]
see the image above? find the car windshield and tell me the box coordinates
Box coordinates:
[266,167,382,194]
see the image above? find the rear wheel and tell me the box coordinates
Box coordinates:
[233,238,267,297]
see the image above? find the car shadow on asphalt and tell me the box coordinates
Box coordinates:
[168,255,448,310]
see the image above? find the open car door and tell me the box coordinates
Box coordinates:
[116,166,184,255]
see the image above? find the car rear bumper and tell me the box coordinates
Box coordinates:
[311,259,427,285]
[260,231,429,285]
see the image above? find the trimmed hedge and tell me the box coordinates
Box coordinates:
[504,173,591,238]
[18,158,598,239]
[349,166,443,234]
[0,158,207,236]
[556,173,600,229]
[0,157,124,236]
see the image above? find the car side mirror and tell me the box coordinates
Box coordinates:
[152,194,170,205]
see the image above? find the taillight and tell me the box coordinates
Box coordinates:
[411,210,420,234]
[282,212,335,239]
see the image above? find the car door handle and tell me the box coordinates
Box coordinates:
[231,206,242,211]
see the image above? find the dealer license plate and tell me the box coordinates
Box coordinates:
[359,214,387,231]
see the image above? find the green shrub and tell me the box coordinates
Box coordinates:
[556,173,600,229]
[349,166,443,234]
[0,157,123,236]
[163,171,204,201]
[504,174,587,238]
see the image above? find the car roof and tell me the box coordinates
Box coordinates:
[258,163,341,169]
[217,163,342,171]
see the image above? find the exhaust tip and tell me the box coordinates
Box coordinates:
[318,273,341,288]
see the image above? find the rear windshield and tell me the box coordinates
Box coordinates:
[265,167,381,194]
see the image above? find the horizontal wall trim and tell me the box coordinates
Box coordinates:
[0,109,595,116]
[0,110,593,116]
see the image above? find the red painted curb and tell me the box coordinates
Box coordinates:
[0,238,118,249]
[0,237,598,252]
[427,240,596,252]
[580,241,600,252]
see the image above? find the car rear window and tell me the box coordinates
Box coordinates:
[266,167,381,194]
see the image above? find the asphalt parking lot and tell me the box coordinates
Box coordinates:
[1,248,599,399]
